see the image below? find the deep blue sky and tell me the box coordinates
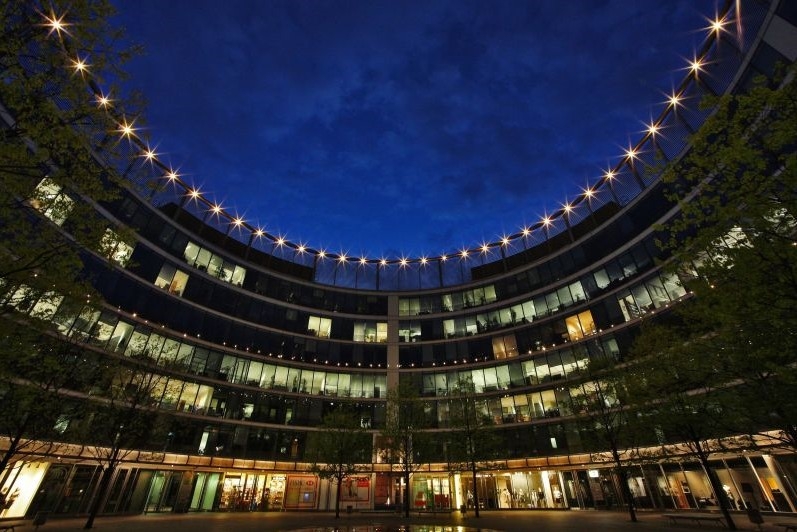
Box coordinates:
[111,0,719,258]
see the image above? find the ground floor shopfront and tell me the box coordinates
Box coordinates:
[1,454,796,519]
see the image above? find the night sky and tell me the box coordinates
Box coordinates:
[111,0,719,259]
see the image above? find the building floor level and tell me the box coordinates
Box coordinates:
[1,453,796,519]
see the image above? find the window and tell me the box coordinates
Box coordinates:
[645,276,671,308]
[231,265,246,286]
[662,272,686,300]
[5,284,35,314]
[483,367,499,391]
[564,310,596,341]
[154,264,189,296]
[91,311,117,347]
[29,292,63,320]
[461,285,496,308]
[569,281,586,302]
[108,321,134,352]
[398,298,421,316]
[29,177,74,226]
[183,241,246,286]
[593,268,611,290]
[492,334,518,359]
[354,321,388,342]
[307,316,332,338]
[100,229,134,266]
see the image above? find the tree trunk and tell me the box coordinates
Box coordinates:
[611,449,637,522]
[0,433,23,478]
[403,470,410,517]
[0,416,31,479]
[471,464,480,518]
[335,472,342,518]
[84,464,115,529]
[699,454,736,530]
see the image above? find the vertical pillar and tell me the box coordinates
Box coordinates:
[659,463,678,509]
[745,455,776,511]
[722,459,745,510]
[763,455,797,512]
[386,294,400,391]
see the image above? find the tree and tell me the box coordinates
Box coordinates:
[444,375,501,517]
[0,0,142,488]
[79,364,171,529]
[0,0,141,369]
[570,345,642,523]
[628,322,744,529]
[0,0,138,300]
[624,63,797,529]
[379,379,434,517]
[0,330,100,481]
[655,64,797,449]
[306,409,370,518]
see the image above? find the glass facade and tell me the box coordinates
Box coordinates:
[1,0,795,522]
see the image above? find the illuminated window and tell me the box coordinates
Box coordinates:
[398,298,421,316]
[29,177,74,226]
[29,291,63,320]
[100,228,134,266]
[398,321,421,342]
[154,264,189,296]
[308,316,332,338]
[492,334,518,359]
[564,310,596,341]
[183,241,246,286]
[354,321,387,342]
[53,415,70,434]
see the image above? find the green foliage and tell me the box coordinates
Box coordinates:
[0,328,97,473]
[627,321,737,455]
[570,347,637,456]
[624,67,797,530]
[0,4,145,521]
[306,409,370,517]
[0,1,141,304]
[306,409,370,477]
[380,379,434,468]
[445,375,501,469]
[77,364,172,528]
[643,65,797,451]
[77,365,171,458]
[379,379,435,516]
[444,375,503,518]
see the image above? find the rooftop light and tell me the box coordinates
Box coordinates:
[96,92,112,108]
[117,118,137,139]
[72,56,89,74]
[43,11,71,38]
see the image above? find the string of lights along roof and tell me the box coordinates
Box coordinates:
[41,4,736,267]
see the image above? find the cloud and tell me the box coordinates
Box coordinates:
[114,0,717,256]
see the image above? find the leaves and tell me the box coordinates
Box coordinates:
[630,65,797,452]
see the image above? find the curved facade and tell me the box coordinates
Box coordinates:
[2,0,797,521]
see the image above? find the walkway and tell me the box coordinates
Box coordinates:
[13,509,797,531]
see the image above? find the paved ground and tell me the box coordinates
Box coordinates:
[6,509,797,531]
